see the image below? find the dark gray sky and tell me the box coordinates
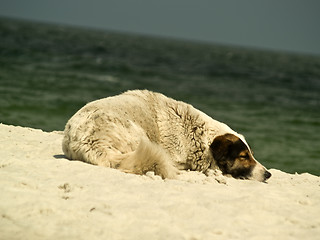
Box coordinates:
[1,0,319,55]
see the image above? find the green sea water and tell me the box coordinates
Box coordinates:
[1,18,319,175]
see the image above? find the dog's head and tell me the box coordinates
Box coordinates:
[210,133,271,182]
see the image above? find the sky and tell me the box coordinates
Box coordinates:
[0,0,320,55]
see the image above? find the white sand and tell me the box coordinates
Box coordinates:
[0,123,319,240]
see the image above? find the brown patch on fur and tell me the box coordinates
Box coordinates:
[210,134,257,179]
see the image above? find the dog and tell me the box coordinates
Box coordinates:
[62,90,271,182]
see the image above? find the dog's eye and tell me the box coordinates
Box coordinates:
[239,154,249,159]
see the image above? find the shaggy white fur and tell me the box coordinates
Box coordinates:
[62,90,268,180]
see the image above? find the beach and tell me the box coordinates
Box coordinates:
[0,123,319,240]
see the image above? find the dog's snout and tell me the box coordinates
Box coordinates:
[264,171,272,180]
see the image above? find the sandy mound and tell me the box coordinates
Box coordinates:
[0,123,319,240]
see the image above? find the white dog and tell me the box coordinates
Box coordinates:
[62,90,271,181]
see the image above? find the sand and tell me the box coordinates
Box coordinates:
[0,123,319,240]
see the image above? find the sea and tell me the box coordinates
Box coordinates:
[1,17,319,175]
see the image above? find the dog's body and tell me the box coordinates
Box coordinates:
[63,90,271,181]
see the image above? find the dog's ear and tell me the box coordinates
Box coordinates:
[210,134,233,163]
[210,134,241,173]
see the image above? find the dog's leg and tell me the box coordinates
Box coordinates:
[63,134,178,178]
[62,134,125,168]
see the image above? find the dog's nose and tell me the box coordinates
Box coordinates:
[264,171,272,180]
